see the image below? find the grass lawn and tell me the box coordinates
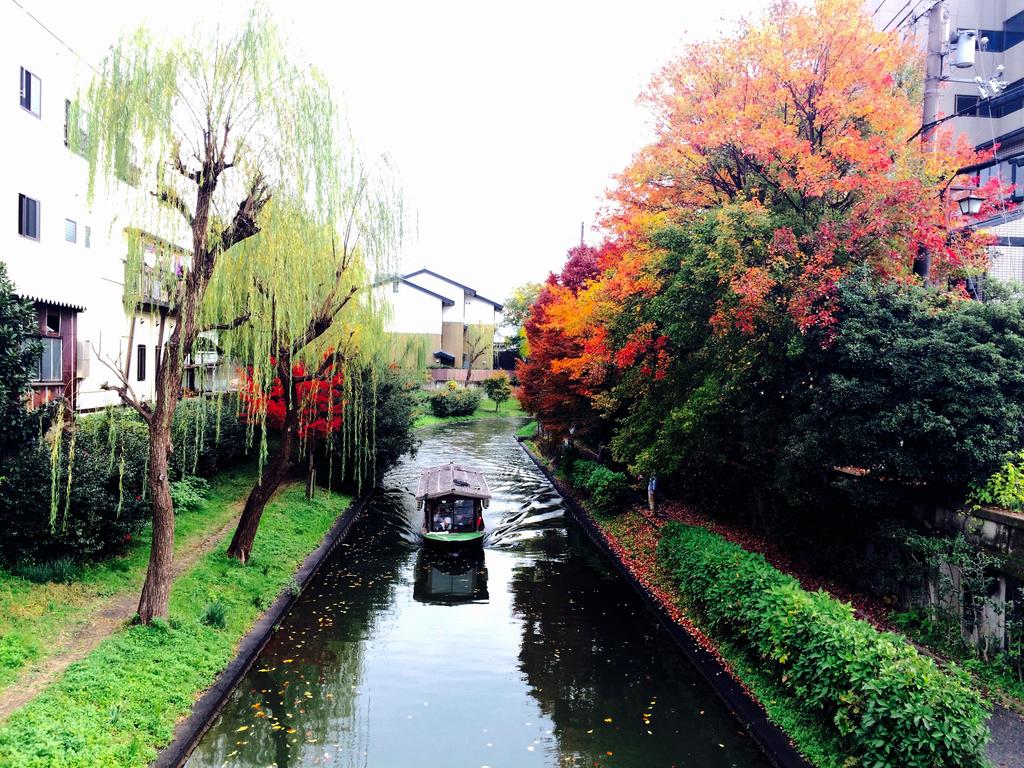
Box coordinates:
[0,467,257,694]
[515,419,538,438]
[413,394,527,428]
[0,482,351,767]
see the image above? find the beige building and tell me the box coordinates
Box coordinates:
[379,268,503,382]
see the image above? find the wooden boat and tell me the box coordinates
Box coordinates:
[416,462,490,549]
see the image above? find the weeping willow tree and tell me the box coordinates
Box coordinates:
[203,149,402,561]
[76,10,338,622]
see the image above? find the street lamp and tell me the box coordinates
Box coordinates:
[956,190,984,216]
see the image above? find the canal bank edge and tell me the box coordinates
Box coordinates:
[516,437,812,768]
[152,492,372,768]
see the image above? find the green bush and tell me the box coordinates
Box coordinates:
[969,450,1024,511]
[326,366,418,489]
[201,600,227,629]
[569,459,628,515]
[428,384,481,417]
[16,557,81,584]
[169,475,210,514]
[0,395,249,567]
[0,407,151,565]
[170,394,249,479]
[657,523,990,768]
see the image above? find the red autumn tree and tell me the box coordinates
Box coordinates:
[517,245,604,440]
[606,0,997,337]
[240,353,345,509]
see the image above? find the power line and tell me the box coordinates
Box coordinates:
[881,0,913,32]
[8,0,100,75]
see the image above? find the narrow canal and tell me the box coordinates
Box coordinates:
[187,420,771,768]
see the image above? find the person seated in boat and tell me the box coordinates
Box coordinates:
[432,507,453,531]
[452,500,475,531]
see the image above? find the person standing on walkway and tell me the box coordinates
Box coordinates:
[647,474,657,512]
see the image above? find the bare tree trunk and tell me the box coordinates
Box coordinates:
[137,416,175,622]
[305,435,317,500]
[136,343,183,622]
[227,397,299,563]
[136,183,211,621]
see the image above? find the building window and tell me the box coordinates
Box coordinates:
[19,67,40,116]
[955,94,980,117]
[45,312,60,334]
[37,337,62,382]
[18,194,40,240]
[137,344,146,381]
[84,225,91,248]
[65,218,77,243]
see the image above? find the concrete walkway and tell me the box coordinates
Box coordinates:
[989,704,1024,768]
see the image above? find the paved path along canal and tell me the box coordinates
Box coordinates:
[187,420,771,768]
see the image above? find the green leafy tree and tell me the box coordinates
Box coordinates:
[781,272,1024,503]
[0,263,39,456]
[216,178,401,562]
[502,282,541,356]
[483,373,512,412]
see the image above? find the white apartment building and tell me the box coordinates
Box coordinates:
[3,3,201,411]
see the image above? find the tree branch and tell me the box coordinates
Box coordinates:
[151,188,195,228]
[171,143,202,184]
[219,173,271,253]
[200,310,251,333]
[92,343,153,426]
[291,343,352,384]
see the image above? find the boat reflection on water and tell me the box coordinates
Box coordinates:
[413,547,489,604]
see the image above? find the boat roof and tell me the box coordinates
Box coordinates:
[416,463,491,501]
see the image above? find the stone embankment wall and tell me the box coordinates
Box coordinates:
[910,501,1024,648]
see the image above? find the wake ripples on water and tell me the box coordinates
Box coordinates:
[369,421,565,550]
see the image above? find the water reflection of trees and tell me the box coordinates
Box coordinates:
[510,528,773,768]
[189,521,409,768]
[510,529,715,766]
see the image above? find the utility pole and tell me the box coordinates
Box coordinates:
[580,221,585,247]
[921,1,947,150]
[916,0,948,279]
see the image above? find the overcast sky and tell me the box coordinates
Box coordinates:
[19,0,767,302]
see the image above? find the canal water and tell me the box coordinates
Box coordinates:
[187,420,770,768]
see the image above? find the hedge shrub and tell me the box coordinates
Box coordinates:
[569,459,628,515]
[0,394,250,567]
[657,523,990,768]
[0,408,150,565]
[428,383,481,417]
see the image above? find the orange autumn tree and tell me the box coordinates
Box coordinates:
[609,0,995,337]
[522,0,1003,469]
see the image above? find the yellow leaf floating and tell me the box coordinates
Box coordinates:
[235,725,249,732]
